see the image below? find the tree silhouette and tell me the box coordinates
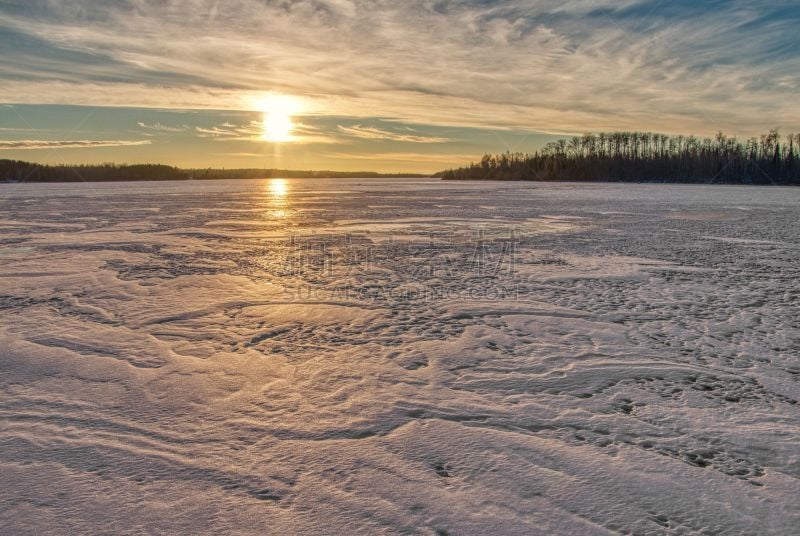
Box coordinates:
[438,130,800,185]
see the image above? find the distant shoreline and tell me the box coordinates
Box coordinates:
[439,177,799,185]
[1,175,432,183]
[0,159,429,183]
[437,130,800,186]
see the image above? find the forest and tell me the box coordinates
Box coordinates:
[438,130,800,184]
[0,160,425,182]
[0,161,187,182]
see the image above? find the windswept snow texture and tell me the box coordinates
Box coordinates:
[1,178,799,535]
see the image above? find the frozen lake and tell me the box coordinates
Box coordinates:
[1,178,799,534]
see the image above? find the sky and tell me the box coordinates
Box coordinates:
[0,0,798,173]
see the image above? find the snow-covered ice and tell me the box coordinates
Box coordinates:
[1,178,799,534]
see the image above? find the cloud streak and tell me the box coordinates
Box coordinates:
[137,121,189,132]
[194,123,261,140]
[0,139,152,150]
[338,125,449,143]
[194,120,337,144]
[0,1,797,136]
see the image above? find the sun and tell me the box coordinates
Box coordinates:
[264,113,293,143]
[256,94,301,143]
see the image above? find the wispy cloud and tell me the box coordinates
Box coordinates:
[0,139,152,150]
[195,123,261,140]
[0,127,47,132]
[196,121,338,144]
[137,121,188,133]
[0,1,797,135]
[338,125,449,143]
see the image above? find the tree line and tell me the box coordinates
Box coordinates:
[0,161,186,182]
[437,130,800,184]
[185,168,426,180]
[0,160,427,182]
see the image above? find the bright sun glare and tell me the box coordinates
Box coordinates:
[268,178,288,197]
[256,95,301,143]
[265,178,289,219]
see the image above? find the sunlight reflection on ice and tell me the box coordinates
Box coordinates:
[266,178,289,219]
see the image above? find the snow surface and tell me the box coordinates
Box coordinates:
[1,178,799,534]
